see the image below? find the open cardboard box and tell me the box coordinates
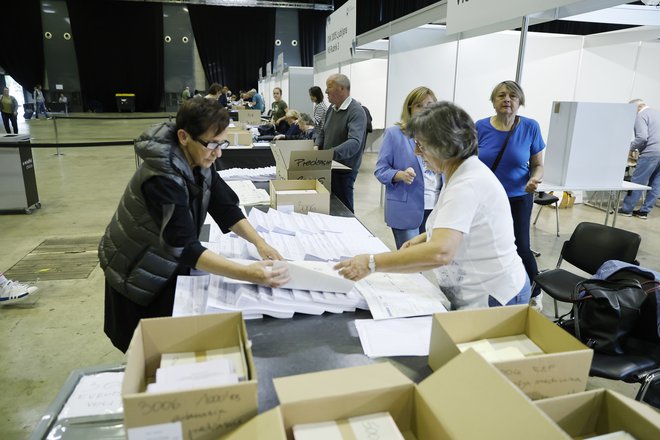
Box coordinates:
[122,313,258,440]
[271,140,333,191]
[220,350,570,439]
[535,389,660,439]
[429,305,593,400]
[269,179,330,214]
[226,129,253,147]
[237,109,262,125]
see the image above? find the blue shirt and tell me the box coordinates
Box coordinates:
[251,93,265,113]
[476,116,545,197]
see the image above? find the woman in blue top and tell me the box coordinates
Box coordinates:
[375,86,442,249]
[476,80,545,309]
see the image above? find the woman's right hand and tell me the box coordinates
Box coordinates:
[247,260,290,288]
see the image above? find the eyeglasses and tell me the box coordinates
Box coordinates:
[414,139,426,151]
[196,138,230,151]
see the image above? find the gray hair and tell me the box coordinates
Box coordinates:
[327,73,350,90]
[490,80,526,106]
[629,98,645,106]
[406,101,478,161]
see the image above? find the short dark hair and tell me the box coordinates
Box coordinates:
[207,83,222,95]
[176,97,229,139]
[406,101,478,161]
[309,86,324,103]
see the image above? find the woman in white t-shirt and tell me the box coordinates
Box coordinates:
[335,101,530,309]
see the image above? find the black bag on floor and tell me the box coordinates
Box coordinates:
[572,278,647,354]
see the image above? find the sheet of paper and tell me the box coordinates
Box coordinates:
[57,372,124,421]
[275,260,355,293]
[355,273,447,319]
[127,421,183,440]
[172,275,209,317]
[225,180,270,206]
[355,316,433,358]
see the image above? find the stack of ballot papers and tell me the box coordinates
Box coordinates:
[225,180,270,206]
[456,335,545,363]
[218,166,275,181]
[293,412,404,440]
[147,347,247,393]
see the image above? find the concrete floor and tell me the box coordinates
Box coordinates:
[1,115,659,438]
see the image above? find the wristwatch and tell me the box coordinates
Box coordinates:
[368,254,376,273]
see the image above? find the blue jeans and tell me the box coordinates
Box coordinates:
[622,155,660,214]
[509,193,539,297]
[488,276,532,307]
[35,101,49,119]
[331,170,356,213]
[392,209,432,249]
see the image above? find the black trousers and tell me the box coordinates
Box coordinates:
[1,112,18,134]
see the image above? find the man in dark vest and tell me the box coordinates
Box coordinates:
[315,73,367,213]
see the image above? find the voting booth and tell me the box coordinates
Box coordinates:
[544,102,637,188]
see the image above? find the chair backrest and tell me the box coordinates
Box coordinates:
[562,222,641,275]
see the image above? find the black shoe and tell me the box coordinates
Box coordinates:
[617,209,632,217]
[633,210,648,219]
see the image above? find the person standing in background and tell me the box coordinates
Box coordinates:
[375,86,442,249]
[271,87,289,132]
[476,80,545,311]
[181,86,191,101]
[618,99,660,219]
[1,87,19,133]
[315,74,367,213]
[33,84,50,119]
[309,86,327,140]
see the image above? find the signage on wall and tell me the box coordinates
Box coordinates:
[447,0,577,35]
[325,0,356,66]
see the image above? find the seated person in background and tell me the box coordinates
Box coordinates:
[205,83,222,102]
[246,89,265,113]
[334,101,530,310]
[219,86,229,107]
[274,112,314,141]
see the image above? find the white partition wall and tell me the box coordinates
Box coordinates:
[576,42,639,103]
[631,41,660,107]
[387,27,458,127]
[341,58,388,129]
[282,66,314,115]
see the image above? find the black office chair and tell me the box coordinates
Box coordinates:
[532,222,641,319]
[533,191,560,237]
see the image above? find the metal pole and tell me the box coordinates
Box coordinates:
[515,15,529,85]
[52,116,64,156]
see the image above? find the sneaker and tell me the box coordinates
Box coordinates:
[529,292,543,312]
[617,209,632,217]
[0,281,38,305]
[633,210,648,219]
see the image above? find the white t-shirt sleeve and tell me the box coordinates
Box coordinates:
[431,177,479,235]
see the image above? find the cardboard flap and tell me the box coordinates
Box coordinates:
[536,389,660,439]
[418,350,568,439]
[274,362,412,404]
[287,150,333,170]
[526,308,590,353]
[218,407,287,440]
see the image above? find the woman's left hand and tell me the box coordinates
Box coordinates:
[525,177,542,193]
[256,242,283,261]
[334,255,370,281]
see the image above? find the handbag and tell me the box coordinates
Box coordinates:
[572,278,647,354]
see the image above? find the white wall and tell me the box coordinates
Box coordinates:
[341,58,388,129]
[387,27,458,127]
[631,41,660,107]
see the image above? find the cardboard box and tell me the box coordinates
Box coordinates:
[269,180,330,214]
[226,129,253,147]
[271,140,333,191]
[220,350,570,439]
[428,305,593,400]
[535,389,660,439]
[237,109,262,125]
[122,313,258,440]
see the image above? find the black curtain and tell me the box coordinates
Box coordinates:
[0,0,44,91]
[357,0,437,35]
[299,10,331,67]
[189,6,275,92]
[66,0,163,112]
[528,20,635,35]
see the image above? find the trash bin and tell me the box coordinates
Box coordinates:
[115,93,135,112]
[0,134,41,214]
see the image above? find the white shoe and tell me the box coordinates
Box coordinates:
[0,281,39,305]
[530,292,543,312]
